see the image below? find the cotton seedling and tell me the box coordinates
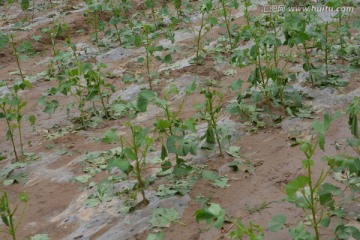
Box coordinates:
[120,123,153,205]
[0,80,35,162]
[196,88,225,156]
[153,83,197,174]
[134,23,163,89]
[0,191,28,240]
[217,0,239,49]
[84,0,109,45]
[283,114,360,239]
[191,0,218,69]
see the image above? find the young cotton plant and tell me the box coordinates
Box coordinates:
[282,113,360,239]
[153,83,198,176]
[0,191,28,240]
[107,0,133,46]
[0,33,36,82]
[39,41,115,128]
[195,88,225,156]
[134,23,163,90]
[191,0,218,69]
[283,12,318,87]
[41,21,70,77]
[195,203,265,239]
[84,63,115,119]
[0,80,35,162]
[103,123,153,205]
[217,0,239,49]
[231,17,302,112]
[84,0,110,45]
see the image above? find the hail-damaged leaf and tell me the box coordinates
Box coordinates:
[107,156,133,175]
[75,174,92,184]
[195,203,225,228]
[226,146,241,158]
[149,208,179,228]
[137,89,156,112]
[268,214,287,232]
[102,129,119,143]
[147,232,164,240]
[30,234,51,240]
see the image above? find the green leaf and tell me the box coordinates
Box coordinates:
[84,198,101,207]
[166,135,184,156]
[212,178,229,188]
[102,129,118,143]
[323,113,331,132]
[185,81,197,95]
[75,174,92,183]
[173,163,192,177]
[289,222,313,239]
[319,217,330,228]
[3,179,15,186]
[43,100,59,115]
[155,119,171,131]
[353,19,360,29]
[195,203,225,228]
[137,57,145,63]
[21,0,29,11]
[137,89,156,112]
[268,214,286,232]
[285,176,309,197]
[226,146,241,158]
[147,232,164,240]
[0,31,8,49]
[205,127,215,144]
[155,185,178,198]
[229,79,242,91]
[318,183,341,206]
[30,234,51,240]
[19,192,28,203]
[111,104,127,113]
[28,115,36,126]
[107,157,133,175]
[164,54,172,64]
[202,170,218,181]
[302,159,314,168]
[124,148,137,161]
[207,17,218,26]
[149,208,179,228]
[32,35,42,42]
[312,113,331,134]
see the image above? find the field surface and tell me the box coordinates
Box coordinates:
[0,0,359,239]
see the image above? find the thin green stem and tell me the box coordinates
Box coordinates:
[9,35,25,81]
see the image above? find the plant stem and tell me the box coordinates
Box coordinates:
[195,12,205,71]
[307,163,320,240]
[130,125,149,204]
[4,111,19,162]
[9,35,25,81]
[113,23,122,45]
[220,0,232,48]
[150,0,157,28]
[145,32,152,90]
[207,91,223,156]
[324,22,329,77]
[303,43,314,88]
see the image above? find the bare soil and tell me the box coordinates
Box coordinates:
[0,1,359,240]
